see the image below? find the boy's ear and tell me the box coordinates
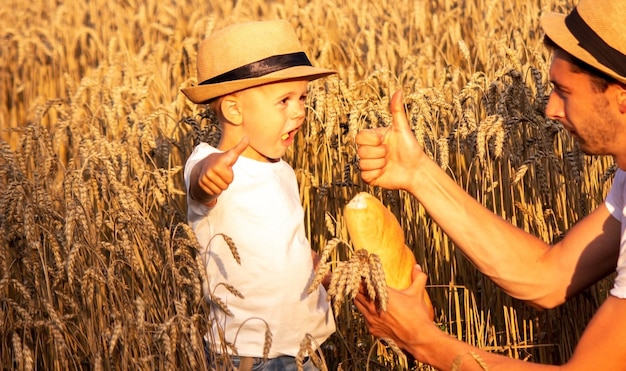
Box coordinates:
[221,95,243,125]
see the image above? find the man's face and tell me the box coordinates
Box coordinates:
[545,49,623,162]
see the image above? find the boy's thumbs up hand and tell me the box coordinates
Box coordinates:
[194,137,250,206]
[222,137,250,167]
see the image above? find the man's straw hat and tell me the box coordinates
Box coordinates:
[182,20,336,104]
[541,0,626,84]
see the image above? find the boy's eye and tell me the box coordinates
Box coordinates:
[279,93,307,104]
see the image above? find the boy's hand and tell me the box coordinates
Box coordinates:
[192,137,249,206]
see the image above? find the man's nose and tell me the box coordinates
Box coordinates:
[544,91,564,121]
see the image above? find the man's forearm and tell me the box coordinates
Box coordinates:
[404,158,561,307]
[414,323,559,370]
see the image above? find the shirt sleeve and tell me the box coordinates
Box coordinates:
[606,170,626,298]
[184,143,215,218]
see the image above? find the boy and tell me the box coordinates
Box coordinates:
[181,20,336,371]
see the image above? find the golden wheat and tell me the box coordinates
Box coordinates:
[1,0,612,369]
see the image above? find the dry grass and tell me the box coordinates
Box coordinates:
[1,0,616,370]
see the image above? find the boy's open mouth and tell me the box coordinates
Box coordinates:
[281,128,298,141]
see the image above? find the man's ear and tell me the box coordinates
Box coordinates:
[221,95,243,125]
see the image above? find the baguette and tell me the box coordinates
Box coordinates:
[344,192,434,319]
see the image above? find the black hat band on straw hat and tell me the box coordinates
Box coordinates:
[565,7,626,77]
[199,52,312,85]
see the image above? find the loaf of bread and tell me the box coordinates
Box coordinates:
[344,192,434,319]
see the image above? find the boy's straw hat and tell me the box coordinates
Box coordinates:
[182,20,336,104]
[541,0,626,84]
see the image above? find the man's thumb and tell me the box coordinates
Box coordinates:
[408,264,427,293]
[389,89,412,134]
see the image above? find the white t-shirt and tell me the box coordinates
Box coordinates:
[184,143,335,358]
[605,169,626,298]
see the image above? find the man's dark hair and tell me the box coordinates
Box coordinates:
[543,35,616,92]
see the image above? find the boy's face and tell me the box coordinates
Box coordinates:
[236,79,309,162]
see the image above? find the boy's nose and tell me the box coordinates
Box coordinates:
[293,103,306,120]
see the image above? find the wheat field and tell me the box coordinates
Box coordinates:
[1,0,617,370]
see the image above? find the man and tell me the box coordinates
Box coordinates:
[354,0,626,369]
